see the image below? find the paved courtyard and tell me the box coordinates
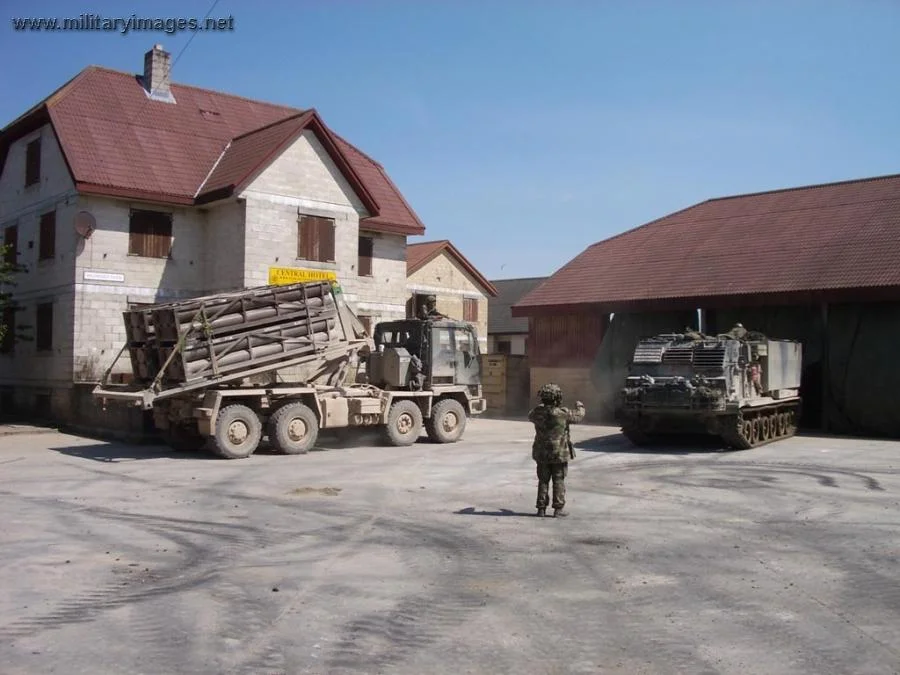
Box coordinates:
[1,419,898,674]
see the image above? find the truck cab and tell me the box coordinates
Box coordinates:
[367,318,483,392]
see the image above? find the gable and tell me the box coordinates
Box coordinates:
[242,129,369,214]
[408,250,489,297]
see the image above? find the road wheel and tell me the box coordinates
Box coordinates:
[163,423,206,452]
[212,404,262,459]
[425,398,467,443]
[750,418,760,446]
[383,400,423,447]
[268,402,318,455]
[761,415,771,441]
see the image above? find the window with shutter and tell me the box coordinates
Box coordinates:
[36,302,53,352]
[297,215,336,262]
[39,211,56,260]
[463,298,478,322]
[129,209,173,258]
[3,225,17,265]
[358,236,373,276]
[25,138,41,187]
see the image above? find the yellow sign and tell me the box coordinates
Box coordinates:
[268,266,338,286]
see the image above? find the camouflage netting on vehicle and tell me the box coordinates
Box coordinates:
[589,310,696,423]
[589,302,900,438]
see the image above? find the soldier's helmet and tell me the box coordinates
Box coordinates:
[538,383,562,405]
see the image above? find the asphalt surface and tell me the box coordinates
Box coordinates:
[1,419,898,675]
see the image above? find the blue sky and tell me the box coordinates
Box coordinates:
[3,1,899,280]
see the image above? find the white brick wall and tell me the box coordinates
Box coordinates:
[241,130,409,328]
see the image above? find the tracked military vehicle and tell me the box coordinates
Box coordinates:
[615,328,802,449]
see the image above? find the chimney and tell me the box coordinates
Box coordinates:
[142,44,175,102]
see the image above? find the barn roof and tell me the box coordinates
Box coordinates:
[0,64,425,236]
[514,172,900,316]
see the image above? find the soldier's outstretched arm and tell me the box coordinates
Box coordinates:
[565,401,586,424]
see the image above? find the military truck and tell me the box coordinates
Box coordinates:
[614,329,802,449]
[92,280,486,458]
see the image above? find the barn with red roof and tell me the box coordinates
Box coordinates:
[513,173,900,438]
[0,44,431,429]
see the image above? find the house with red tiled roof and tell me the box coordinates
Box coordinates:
[0,44,425,426]
[511,173,900,438]
[405,240,498,348]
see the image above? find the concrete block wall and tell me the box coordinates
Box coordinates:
[71,196,209,378]
[241,129,409,327]
[406,251,490,347]
[202,200,246,292]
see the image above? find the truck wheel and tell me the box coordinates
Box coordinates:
[384,400,423,447]
[212,404,262,459]
[268,402,318,455]
[425,398,467,443]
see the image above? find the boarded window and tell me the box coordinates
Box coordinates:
[3,225,17,265]
[1,307,14,354]
[39,210,56,260]
[129,209,173,258]
[358,235,374,276]
[36,302,53,352]
[297,215,335,263]
[25,138,41,187]
[463,297,478,322]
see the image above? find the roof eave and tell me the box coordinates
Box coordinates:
[76,182,196,206]
[512,286,900,317]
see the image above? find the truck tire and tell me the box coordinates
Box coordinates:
[268,402,318,455]
[212,404,262,459]
[425,398,467,443]
[383,400,423,447]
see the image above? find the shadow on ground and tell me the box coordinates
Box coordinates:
[52,443,218,462]
[575,433,733,455]
[454,507,539,518]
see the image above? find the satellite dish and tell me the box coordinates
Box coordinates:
[74,211,96,239]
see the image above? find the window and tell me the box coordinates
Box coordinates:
[463,297,478,322]
[1,307,14,354]
[358,235,374,276]
[25,138,41,187]
[496,340,511,355]
[129,209,173,258]
[39,211,56,260]
[36,302,53,352]
[3,225,17,265]
[297,215,335,263]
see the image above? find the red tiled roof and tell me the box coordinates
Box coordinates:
[407,240,499,296]
[0,66,424,235]
[513,173,900,316]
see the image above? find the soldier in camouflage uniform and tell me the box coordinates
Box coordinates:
[528,383,586,518]
[418,294,447,320]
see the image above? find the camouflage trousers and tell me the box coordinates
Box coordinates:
[536,462,568,510]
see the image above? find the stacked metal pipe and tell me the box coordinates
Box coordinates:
[120,281,344,385]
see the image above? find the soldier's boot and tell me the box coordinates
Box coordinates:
[553,508,569,518]
[536,508,546,517]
